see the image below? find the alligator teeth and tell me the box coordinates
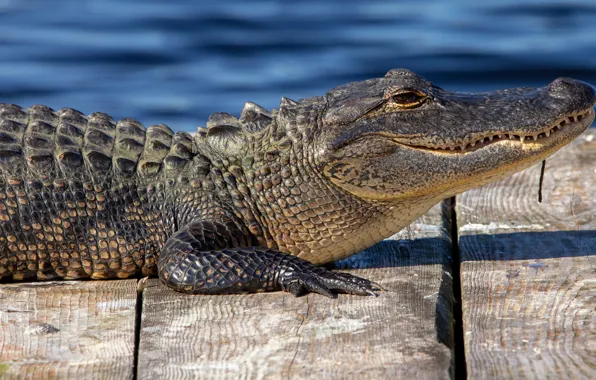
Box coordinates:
[430,110,592,152]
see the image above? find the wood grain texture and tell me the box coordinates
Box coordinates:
[457,130,596,379]
[138,202,454,379]
[0,280,137,380]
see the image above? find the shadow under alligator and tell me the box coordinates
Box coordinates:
[331,229,596,270]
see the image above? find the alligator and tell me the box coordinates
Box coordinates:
[0,69,594,297]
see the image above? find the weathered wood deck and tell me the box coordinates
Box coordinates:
[0,130,594,379]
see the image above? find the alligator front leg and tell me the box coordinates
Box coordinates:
[158,220,382,297]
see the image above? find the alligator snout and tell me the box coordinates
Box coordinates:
[548,77,596,107]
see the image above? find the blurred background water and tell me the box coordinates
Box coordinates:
[0,0,595,131]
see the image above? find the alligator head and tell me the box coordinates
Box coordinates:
[316,68,596,201]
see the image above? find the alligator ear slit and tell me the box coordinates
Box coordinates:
[358,99,386,120]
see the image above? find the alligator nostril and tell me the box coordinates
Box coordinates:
[548,77,576,95]
[548,77,596,105]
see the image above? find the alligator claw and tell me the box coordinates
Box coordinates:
[286,274,336,298]
[331,272,386,292]
[281,267,384,298]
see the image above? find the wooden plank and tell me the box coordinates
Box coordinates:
[457,130,596,379]
[138,203,454,379]
[0,280,138,380]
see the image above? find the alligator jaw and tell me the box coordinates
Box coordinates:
[394,107,595,154]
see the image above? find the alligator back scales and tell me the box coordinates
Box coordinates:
[0,104,201,280]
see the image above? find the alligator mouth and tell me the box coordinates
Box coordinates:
[398,107,594,153]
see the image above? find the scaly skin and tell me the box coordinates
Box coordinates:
[0,69,594,297]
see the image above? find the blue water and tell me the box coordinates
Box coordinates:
[0,0,595,131]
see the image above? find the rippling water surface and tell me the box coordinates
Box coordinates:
[1,0,595,130]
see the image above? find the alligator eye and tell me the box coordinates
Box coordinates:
[388,90,426,108]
